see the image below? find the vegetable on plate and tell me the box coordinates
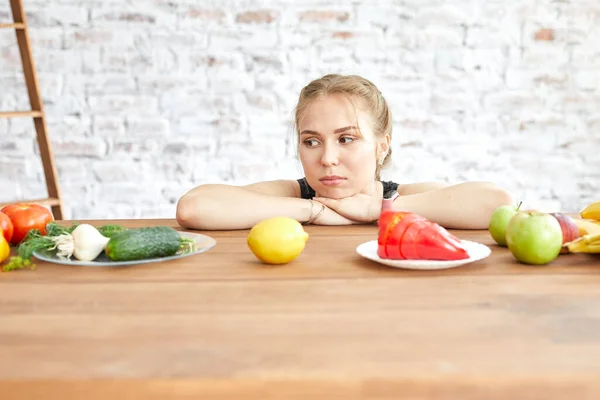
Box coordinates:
[377,211,470,261]
[2,222,196,271]
[105,226,196,261]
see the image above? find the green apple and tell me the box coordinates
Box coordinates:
[505,210,563,265]
[489,203,522,246]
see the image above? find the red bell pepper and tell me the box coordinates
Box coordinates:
[377,210,469,261]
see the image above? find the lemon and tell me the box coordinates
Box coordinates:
[247,217,309,265]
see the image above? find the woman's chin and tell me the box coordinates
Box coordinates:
[316,186,355,199]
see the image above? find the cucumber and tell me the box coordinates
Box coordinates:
[105,226,182,261]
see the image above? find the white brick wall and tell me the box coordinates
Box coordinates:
[1,0,599,219]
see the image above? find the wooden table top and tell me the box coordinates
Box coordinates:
[1,219,600,399]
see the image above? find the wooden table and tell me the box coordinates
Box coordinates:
[1,219,600,399]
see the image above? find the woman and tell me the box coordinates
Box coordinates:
[176,74,514,230]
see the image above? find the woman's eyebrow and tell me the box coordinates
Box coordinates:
[300,129,320,136]
[334,125,358,133]
[300,126,358,136]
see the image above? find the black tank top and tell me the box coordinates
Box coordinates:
[297,178,399,199]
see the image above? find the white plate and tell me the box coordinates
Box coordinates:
[33,232,217,267]
[356,239,491,270]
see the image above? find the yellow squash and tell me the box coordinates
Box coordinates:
[0,228,9,263]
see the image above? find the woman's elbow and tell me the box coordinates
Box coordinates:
[483,185,515,218]
[490,186,515,209]
[175,196,196,229]
[175,191,215,230]
[463,183,515,230]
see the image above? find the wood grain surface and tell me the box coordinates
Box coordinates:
[1,219,599,399]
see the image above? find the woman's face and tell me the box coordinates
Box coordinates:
[298,94,387,199]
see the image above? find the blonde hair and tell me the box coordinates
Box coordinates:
[294,74,393,180]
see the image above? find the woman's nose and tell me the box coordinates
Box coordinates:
[320,144,340,166]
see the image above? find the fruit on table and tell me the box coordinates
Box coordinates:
[0,211,14,243]
[566,233,600,254]
[488,203,522,246]
[105,226,183,261]
[247,217,309,265]
[377,211,469,261]
[550,213,580,253]
[572,218,600,236]
[505,211,563,265]
[0,203,54,245]
[0,229,10,263]
[581,200,600,220]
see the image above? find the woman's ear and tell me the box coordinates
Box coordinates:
[377,134,390,160]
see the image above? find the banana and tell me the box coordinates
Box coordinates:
[581,200,600,220]
[566,233,600,254]
[572,218,600,236]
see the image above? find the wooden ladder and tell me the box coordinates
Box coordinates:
[0,0,63,219]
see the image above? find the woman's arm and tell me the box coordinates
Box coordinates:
[392,181,514,229]
[396,182,450,195]
[176,180,306,230]
[176,180,356,230]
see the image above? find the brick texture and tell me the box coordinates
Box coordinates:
[1,1,599,219]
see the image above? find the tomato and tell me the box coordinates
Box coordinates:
[0,231,9,263]
[0,203,54,245]
[0,211,13,243]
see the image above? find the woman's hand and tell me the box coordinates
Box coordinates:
[308,202,361,225]
[312,192,381,223]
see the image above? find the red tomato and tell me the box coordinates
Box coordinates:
[0,211,14,243]
[0,203,54,245]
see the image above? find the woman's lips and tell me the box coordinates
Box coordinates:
[319,177,346,186]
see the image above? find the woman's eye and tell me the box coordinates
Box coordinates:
[339,136,355,144]
[303,138,320,147]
